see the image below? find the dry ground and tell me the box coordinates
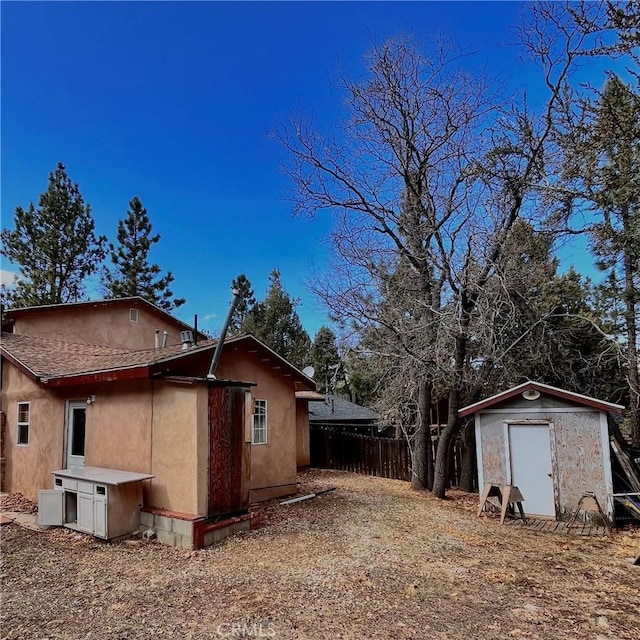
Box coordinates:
[2,470,639,640]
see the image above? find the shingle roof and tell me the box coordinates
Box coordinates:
[309,396,380,423]
[0,332,216,379]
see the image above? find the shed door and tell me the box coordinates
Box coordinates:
[508,424,555,517]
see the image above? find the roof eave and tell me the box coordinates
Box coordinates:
[40,365,150,388]
[459,380,626,418]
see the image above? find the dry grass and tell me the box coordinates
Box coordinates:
[2,469,639,640]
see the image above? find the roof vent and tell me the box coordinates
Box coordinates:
[180,330,194,350]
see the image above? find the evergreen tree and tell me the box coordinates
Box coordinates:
[229,273,255,334]
[241,269,311,368]
[563,74,640,445]
[103,196,185,312]
[1,163,106,307]
[310,326,340,393]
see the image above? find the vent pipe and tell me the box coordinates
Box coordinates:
[162,331,168,348]
[180,330,194,350]
[207,285,242,380]
[154,329,160,349]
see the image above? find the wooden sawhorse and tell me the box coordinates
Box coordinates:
[478,483,527,525]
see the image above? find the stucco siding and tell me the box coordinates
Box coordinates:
[296,398,310,468]
[11,302,185,350]
[83,379,153,474]
[1,365,65,500]
[217,350,297,498]
[150,382,200,514]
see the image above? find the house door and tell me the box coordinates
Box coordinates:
[508,423,555,517]
[67,402,87,468]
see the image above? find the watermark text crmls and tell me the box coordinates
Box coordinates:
[216,622,276,638]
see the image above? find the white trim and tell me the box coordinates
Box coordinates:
[476,407,601,415]
[599,411,615,520]
[503,421,512,484]
[460,381,625,415]
[66,401,87,467]
[16,401,30,446]
[251,399,267,445]
[474,415,484,491]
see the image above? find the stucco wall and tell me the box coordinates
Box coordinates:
[477,401,610,519]
[10,301,186,350]
[1,364,155,502]
[296,398,310,468]
[149,381,201,514]
[83,379,153,474]
[217,348,298,499]
[1,364,65,500]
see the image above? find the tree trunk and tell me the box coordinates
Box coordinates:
[623,221,640,447]
[459,421,476,493]
[411,380,433,490]
[432,331,467,498]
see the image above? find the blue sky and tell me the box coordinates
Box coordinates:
[1,1,611,337]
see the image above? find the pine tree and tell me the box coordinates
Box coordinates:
[1,162,106,307]
[310,326,340,393]
[241,269,311,368]
[229,273,256,334]
[103,196,185,312]
[576,74,640,446]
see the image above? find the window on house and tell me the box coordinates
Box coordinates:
[129,308,139,323]
[252,399,267,445]
[17,402,30,445]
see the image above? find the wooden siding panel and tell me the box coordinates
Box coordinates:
[480,420,507,486]
[553,412,606,518]
[208,386,250,517]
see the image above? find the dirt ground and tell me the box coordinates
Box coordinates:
[2,469,639,640]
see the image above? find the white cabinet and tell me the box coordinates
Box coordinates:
[38,467,153,541]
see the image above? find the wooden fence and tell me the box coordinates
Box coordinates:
[310,426,471,488]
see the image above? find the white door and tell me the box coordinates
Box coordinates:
[37,490,63,526]
[508,424,556,517]
[67,402,87,468]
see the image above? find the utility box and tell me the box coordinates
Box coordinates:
[38,467,153,540]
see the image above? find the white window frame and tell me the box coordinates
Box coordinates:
[16,402,30,446]
[129,308,139,323]
[252,399,267,445]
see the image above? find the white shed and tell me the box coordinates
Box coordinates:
[460,381,625,521]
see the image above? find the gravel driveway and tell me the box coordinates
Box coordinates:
[2,469,639,640]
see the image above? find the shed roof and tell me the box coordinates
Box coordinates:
[459,381,625,417]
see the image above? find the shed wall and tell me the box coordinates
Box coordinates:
[477,404,611,519]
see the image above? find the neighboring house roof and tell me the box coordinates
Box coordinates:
[459,380,625,418]
[0,332,315,389]
[309,396,380,423]
[2,296,207,340]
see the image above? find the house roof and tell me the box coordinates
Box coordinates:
[309,396,380,423]
[0,332,316,389]
[459,381,625,417]
[2,296,208,340]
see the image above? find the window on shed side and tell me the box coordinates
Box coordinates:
[17,402,30,445]
[252,399,267,445]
